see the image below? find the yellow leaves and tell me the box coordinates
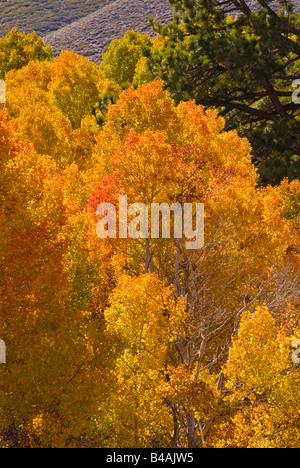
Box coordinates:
[0,115,108,447]
[103,80,181,142]
[51,51,100,129]
[102,273,225,447]
[105,273,188,352]
[3,49,103,166]
[31,414,44,439]
[223,403,275,449]
[176,100,224,146]
[0,45,299,447]
[105,273,174,350]
[0,29,52,79]
[221,398,300,448]
[85,80,300,446]
[225,306,283,397]
[273,179,300,241]
[99,81,260,216]
[112,130,178,204]
[214,130,254,172]
[221,305,300,447]
[163,364,218,409]
[255,185,295,262]
[101,273,180,447]
[5,61,54,116]
[100,30,153,88]
[3,150,65,229]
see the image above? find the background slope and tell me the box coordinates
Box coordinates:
[0,0,116,37]
[43,0,175,63]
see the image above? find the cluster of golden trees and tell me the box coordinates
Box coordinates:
[0,29,299,448]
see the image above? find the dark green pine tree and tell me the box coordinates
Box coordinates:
[146,0,300,185]
[91,94,117,127]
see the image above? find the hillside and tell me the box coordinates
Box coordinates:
[44,0,175,64]
[0,0,299,65]
[0,0,115,37]
[43,0,300,64]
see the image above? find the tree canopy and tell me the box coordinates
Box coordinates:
[0,29,53,79]
[146,0,300,184]
[0,21,299,448]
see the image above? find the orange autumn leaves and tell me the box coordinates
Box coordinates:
[0,67,300,448]
[85,81,299,447]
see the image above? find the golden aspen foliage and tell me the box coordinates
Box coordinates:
[218,306,300,448]
[101,273,186,447]
[86,81,300,448]
[100,30,153,88]
[4,57,101,167]
[0,29,52,79]
[0,113,112,448]
[50,51,100,129]
[0,43,299,448]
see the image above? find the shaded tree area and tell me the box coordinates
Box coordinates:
[146,0,300,184]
